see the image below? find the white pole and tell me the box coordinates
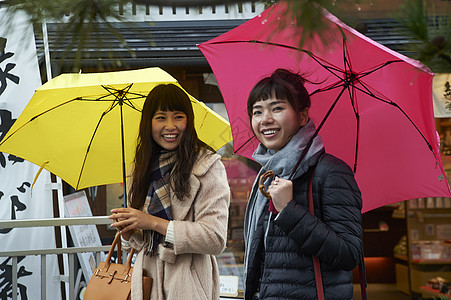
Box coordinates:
[42,21,69,299]
[42,22,52,80]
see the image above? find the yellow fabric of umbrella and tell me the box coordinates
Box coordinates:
[0,67,232,190]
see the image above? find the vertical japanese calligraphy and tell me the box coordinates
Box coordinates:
[0,37,20,96]
[0,8,61,299]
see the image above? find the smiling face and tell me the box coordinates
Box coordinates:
[251,98,308,151]
[151,110,187,151]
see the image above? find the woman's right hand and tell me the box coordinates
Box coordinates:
[111,215,132,241]
[109,207,170,237]
[109,209,132,240]
[267,176,293,212]
[109,207,148,234]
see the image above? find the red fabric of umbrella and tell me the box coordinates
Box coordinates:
[199,2,451,212]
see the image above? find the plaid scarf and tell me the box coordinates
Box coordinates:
[143,150,176,256]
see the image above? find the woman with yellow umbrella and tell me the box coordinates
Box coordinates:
[109,84,230,300]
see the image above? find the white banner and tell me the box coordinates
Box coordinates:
[0,9,62,300]
[433,73,451,118]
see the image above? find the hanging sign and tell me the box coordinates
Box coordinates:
[0,8,61,299]
[433,73,451,118]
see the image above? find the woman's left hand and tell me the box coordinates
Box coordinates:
[267,176,293,212]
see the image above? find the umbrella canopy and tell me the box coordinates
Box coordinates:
[0,67,232,203]
[198,2,451,212]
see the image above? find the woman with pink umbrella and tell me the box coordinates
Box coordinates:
[243,69,363,299]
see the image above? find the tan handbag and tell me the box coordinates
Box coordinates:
[84,232,152,300]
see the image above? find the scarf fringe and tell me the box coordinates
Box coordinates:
[143,230,162,256]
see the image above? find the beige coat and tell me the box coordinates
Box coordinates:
[127,150,230,300]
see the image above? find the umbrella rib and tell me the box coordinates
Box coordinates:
[77,96,143,113]
[306,51,346,82]
[359,82,438,161]
[77,94,145,102]
[289,85,348,179]
[234,135,258,155]
[0,99,76,146]
[347,48,438,165]
[197,112,208,131]
[76,111,107,189]
[102,84,144,113]
[103,84,133,105]
[86,93,116,101]
[77,85,131,102]
[102,85,146,100]
[355,60,403,80]
[390,103,437,161]
[76,83,132,188]
[310,81,346,96]
[315,74,439,168]
[122,96,143,112]
[213,40,342,69]
[104,100,120,115]
[210,40,349,85]
[352,82,393,105]
[102,84,133,95]
[98,84,139,205]
[351,80,438,163]
[209,40,437,168]
[343,39,350,76]
[319,64,347,82]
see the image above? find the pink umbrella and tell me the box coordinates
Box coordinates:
[198,2,451,212]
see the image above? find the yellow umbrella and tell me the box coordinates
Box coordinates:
[0,67,232,205]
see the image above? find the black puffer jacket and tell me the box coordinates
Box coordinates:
[244,153,363,300]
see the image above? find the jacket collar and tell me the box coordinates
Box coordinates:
[171,149,219,221]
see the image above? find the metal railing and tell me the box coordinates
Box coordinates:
[0,217,114,300]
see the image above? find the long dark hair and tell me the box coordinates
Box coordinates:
[247,68,311,119]
[129,84,213,209]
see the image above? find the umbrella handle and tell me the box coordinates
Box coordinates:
[259,170,274,200]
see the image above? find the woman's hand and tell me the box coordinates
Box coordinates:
[109,207,169,238]
[267,176,293,212]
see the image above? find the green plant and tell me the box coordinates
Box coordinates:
[4,0,132,71]
[396,0,451,72]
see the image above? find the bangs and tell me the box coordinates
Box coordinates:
[247,69,311,119]
[155,89,191,114]
[146,84,193,119]
[253,79,292,102]
[272,83,292,102]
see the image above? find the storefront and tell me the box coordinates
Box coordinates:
[27,3,450,298]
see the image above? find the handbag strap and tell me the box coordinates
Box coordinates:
[308,167,324,300]
[308,167,367,300]
[105,232,121,269]
[104,232,135,271]
[117,233,123,264]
